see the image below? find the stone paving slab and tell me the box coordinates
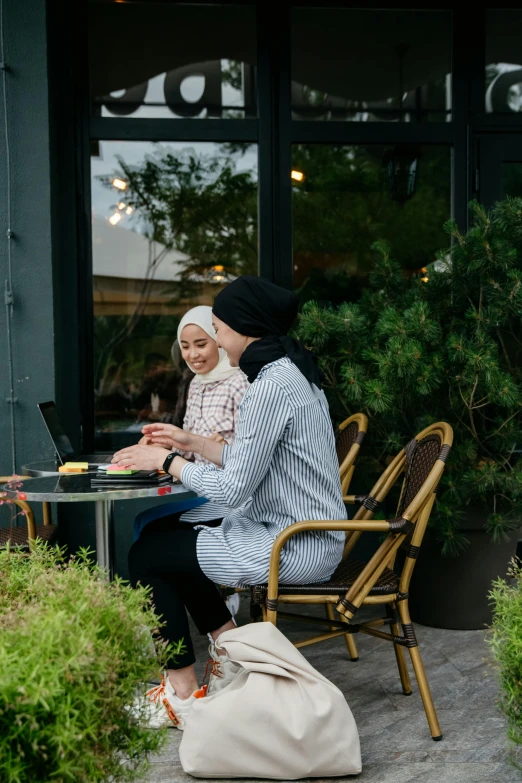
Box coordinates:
[145,596,520,783]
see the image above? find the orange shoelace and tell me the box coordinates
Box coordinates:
[146,678,180,726]
[146,679,207,726]
[203,657,223,684]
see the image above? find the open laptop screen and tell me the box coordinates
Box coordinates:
[37,401,76,464]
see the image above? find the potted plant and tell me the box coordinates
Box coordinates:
[0,542,180,782]
[297,198,522,629]
[489,561,522,765]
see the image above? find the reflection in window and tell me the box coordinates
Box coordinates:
[291,9,451,122]
[292,145,451,304]
[486,11,522,114]
[88,3,256,119]
[501,163,522,199]
[91,141,258,448]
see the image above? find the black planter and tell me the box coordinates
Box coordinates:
[409,511,520,630]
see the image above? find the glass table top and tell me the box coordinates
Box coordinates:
[1,474,194,503]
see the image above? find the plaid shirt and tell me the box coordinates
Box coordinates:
[182,371,249,464]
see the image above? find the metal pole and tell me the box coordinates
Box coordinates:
[95,499,114,580]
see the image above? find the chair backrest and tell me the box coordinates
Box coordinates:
[335,413,368,496]
[337,422,453,618]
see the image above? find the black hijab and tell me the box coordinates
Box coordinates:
[213,276,322,387]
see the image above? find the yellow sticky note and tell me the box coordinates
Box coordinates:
[64,462,88,470]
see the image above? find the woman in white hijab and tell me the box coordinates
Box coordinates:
[174,305,249,449]
[139,304,249,526]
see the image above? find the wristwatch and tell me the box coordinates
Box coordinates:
[162,451,179,474]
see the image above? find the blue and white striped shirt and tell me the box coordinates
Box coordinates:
[181,357,346,587]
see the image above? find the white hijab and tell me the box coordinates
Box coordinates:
[175,305,239,385]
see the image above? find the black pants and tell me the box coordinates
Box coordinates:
[128,513,231,669]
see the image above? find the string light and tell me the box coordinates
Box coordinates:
[291,169,305,182]
[112,178,127,191]
[109,212,122,226]
[117,201,126,210]
[211,264,225,282]
[125,206,133,215]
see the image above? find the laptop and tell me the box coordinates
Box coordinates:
[37,401,113,467]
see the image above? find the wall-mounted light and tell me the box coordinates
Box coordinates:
[291,169,305,182]
[109,212,122,226]
[112,178,127,191]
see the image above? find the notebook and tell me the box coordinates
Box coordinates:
[90,470,174,488]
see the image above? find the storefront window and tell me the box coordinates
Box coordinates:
[88,3,256,119]
[291,8,451,122]
[292,144,451,303]
[91,140,258,449]
[486,10,522,114]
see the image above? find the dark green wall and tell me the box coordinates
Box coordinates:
[0,0,56,480]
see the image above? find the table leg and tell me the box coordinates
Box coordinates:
[95,499,115,579]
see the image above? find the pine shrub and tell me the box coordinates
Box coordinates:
[297,199,522,554]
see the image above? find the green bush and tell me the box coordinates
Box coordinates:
[0,543,180,783]
[490,562,522,760]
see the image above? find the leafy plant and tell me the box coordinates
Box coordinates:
[490,561,522,762]
[297,199,522,554]
[0,543,181,783]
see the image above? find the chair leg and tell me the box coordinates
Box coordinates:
[42,502,52,526]
[325,602,336,630]
[249,599,263,623]
[397,599,442,741]
[326,603,359,661]
[387,602,412,695]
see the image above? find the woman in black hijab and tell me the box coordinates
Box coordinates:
[114,276,345,727]
[212,276,322,387]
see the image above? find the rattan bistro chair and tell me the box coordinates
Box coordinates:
[335,413,368,499]
[246,412,368,623]
[251,422,453,741]
[0,477,56,549]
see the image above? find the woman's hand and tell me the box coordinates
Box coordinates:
[112,444,170,472]
[209,432,227,445]
[140,424,225,467]
[141,423,196,452]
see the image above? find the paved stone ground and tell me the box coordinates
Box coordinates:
[145,596,521,783]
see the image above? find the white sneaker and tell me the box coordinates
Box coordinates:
[225,592,240,617]
[205,637,242,695]
[139,676,207,730]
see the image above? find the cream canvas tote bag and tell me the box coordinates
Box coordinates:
[180,622,361,779]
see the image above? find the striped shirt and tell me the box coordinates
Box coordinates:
[181,357,346,587]
[179,371,249,523]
